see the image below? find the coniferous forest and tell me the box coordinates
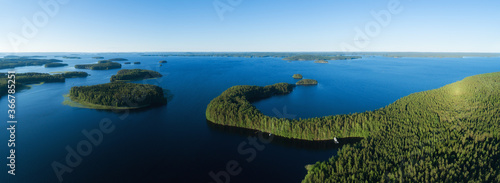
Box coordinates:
[206,72,500,182]
[110,69,162,82]
[69,82,167,108]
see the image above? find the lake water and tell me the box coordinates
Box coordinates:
[1,54,499,183]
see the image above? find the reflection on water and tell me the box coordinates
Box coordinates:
[206,120,363,150]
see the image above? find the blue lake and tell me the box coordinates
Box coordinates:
[1,54,499,183]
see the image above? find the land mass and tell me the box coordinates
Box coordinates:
[296,79,318,85]
[0,71,89,97]
[0,58,63,69]
[68,82,167,109]
[45,63,68,68]
[283,55,361,61]
[75,60,122,70]
[110,69,162,82]
[206,72,500,182]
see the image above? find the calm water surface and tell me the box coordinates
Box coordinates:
[1,54,499,183]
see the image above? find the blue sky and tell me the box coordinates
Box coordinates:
[0,0,499,52]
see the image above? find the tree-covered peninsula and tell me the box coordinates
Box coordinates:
[45,63,68,67]
[206,72,500,182]
[0,72,89,97]
[0,58,63,69]
[75,60,122,70]
[69,82,167,109]
[110,69,162,82]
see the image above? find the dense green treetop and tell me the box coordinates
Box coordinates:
[0,58,63,69]
[296,79,318,85]
[75,61,122,70]
[206,71,500,182]
[45,63,68,68]
[108,58,128,61]
[293,74,303,79]
[69,82,167,109]
[110,69,162,82]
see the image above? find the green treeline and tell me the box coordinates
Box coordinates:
[45,63,68,67]
[108,58,128,61]
[75,60,122,70]
[0,71,89,97]
[283,55,362,61]
[0,58,63,69]
[206,72,500,182]
[110,69,162,82]
[69,82,167,108]
[296,79,318,85]
[61,71,89,78]
[302,72,500,182]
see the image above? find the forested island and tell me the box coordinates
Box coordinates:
[314,60,328,63]
[110,69,162,82]
[75,60,122,70]
[134,62,141,64]
[69,82,167,109]
[62,56,81,59]
[124,62,131,64]
[283,55,361,61]
[0,58,63,69]
[296,79,318,85]
[45,63,68,68]
[92,57,104,59]
[108,58,128,61]
[206,72,500,182]
[0,71,88,97]
[140,52,500,58]
[293,74,303,79]
[159,60,167,63]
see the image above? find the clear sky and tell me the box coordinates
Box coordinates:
[0,0,499,52]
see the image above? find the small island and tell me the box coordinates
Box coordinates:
[68,82,167,109]
[124,62,131,64]
[92,57,104,59]
[45,63,69,68]
[110,69,162,82]
[296,79,318,85]
[159,60,167,63]
[292,74,303,79]
[314,60,328,64]
[108,58,128,61]
[283,55,361,61]
[62,56,81,59]
[75,60,122,70]
[134,62,141,64]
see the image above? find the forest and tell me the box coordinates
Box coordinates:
[283,55,362,61]
[75,60,122,70]
[206,72,500,182]
[0,71,89,97]
[45,63,68,67]
[110,69,162,82]
[69,82,167,108]
[0,58,63,69]
[296,79,318,85]
[108,58,128,61]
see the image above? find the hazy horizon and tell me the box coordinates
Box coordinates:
[1,0,499,53]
